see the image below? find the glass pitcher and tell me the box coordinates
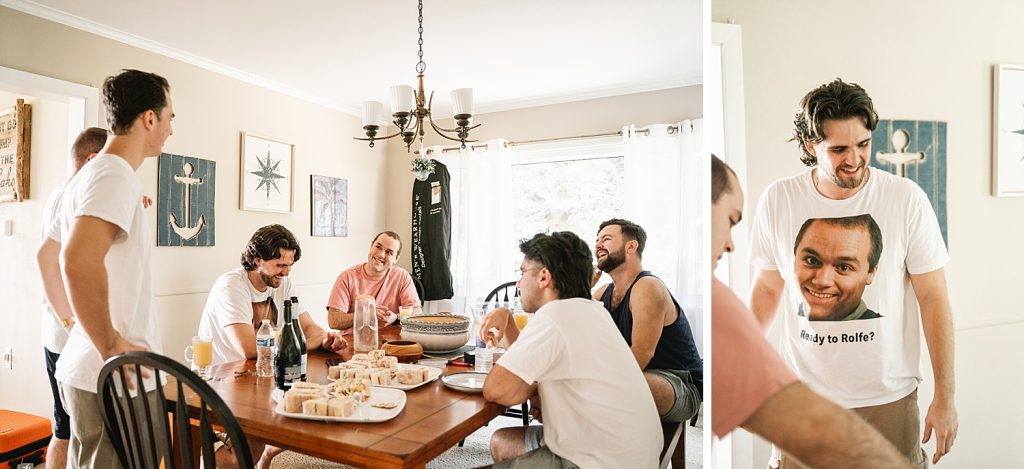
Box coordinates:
[353,296,379,353]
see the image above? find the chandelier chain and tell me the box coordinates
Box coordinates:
[416,0,426,74]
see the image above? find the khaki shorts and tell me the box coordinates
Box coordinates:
[60,382,165,469]
[493,426,579,469]
[778,388,929,469]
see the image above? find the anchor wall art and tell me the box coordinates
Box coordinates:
[157,153,215,247]
[870,119,948,246]
[240,132,294,213]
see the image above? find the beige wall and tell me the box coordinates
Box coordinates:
[714,0,1024,467]
[0,7,388,417]
[382,86,703,270]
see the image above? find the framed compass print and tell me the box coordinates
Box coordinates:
[993,64,1024,197]
[240,132,295,212]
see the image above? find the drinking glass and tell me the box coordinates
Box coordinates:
[513,312,530,330]
[184,335,214,380]
[398,305,415,323]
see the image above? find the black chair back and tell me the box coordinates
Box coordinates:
[96,351,253,469]
[483,281,519,311]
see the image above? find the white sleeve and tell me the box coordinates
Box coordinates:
[748,184,780,271]
[904,184,950,274]
[211,279,254,328]
[43,190,63,242]
[73,167,140,237]
[495,314,569,384]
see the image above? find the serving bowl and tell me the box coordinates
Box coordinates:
[402,314,471,334]
[400,329,470,353]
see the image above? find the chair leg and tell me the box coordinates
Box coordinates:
[458,439,465,448]
[521,402,529,426]
[670,426,686,468]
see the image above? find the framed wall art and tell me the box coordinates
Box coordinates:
[158,152,216,247]
[240,132,294,212]
[0,99,31,203]
[310,175,348,237]
[993,63,1024,197]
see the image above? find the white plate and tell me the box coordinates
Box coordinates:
[375,364,442,390]
[273,386,406,422]
[441,372,488,393]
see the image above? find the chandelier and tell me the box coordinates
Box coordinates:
[355,0,480,153]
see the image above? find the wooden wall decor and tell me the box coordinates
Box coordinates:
[0,99,32,202]
[158,152,216,247]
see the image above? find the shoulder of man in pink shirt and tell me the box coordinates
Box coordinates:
[711,277,798,438]
[327,263,421,314]
[327,264,365,312]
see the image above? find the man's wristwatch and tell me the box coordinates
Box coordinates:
[60,316,75,328]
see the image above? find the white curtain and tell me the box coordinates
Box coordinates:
[434,140,517,315]
[622,121,705,351]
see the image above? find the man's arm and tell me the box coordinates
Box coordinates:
[483,364,537,406]
[479,307,520,347]
[911,268,958,464]
[625,279,673,369]
[591,284,609,301]
[749,268,785,331]
[223,323,258,359]
[61,216,143,360]
[743,382,912,469]
[37,238,74,329]
[327,306,353,330]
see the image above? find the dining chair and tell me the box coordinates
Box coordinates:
[96,351,253,469]
[482,281,530,427]
[659,408,700,469]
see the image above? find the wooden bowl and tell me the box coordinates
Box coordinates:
[382,340,424,363]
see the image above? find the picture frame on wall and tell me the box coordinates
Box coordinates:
[240,131,295,212]
[310,174,348,237]
[993,64,1024,197]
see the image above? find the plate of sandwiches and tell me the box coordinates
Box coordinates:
[328,350,441,391]
[274,381,406,423]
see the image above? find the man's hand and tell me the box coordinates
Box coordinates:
[923,397,958,464]
[102,336,150,390]
[591,265,602,288]
[479,307,514,346]
[528,394,543,423]
[141,195,153,208]
[375,306,393,323]
[321,330,348,354]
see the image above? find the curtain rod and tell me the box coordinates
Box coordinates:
[416,124,682,155]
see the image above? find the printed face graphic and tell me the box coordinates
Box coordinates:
[794,220,877,321]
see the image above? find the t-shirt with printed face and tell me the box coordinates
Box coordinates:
[749,168,948,408]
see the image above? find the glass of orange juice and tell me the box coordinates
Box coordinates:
[513,312,530,330]
[184,335,214,380]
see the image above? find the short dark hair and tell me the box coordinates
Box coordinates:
[372,231,402,256]
[711,154,737,204]
[102,69,170,135]
[519,231,593,300]
[71,127,108,172]
[790,78,879,166]
[241,224,302,271]
[793,215,883,272]
[598,218,647,258]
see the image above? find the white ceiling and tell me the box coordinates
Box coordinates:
[4,0,702,117]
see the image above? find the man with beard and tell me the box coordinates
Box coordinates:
[749,79,956,467]
[327,231,422,329]
[794,215,883,321]
[198,224,346,367]
[591,219,702,424]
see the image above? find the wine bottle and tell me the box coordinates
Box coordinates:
[291,295,307,380]
[275,300,302,390]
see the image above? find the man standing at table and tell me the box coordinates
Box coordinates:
[592,218,702,424]
[480,232,660,468]
[711,154,910,468]
[197,224,346,367]
[327,231,422,329]
[38,69,171,469]
[748,79,957,467]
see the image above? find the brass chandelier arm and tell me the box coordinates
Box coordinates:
[425,118,477,144]
[353,130,403,142]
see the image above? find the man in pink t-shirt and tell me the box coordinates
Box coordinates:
[327,231,422,329]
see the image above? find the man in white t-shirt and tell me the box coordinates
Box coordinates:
[479,232,661,468]
[35,127,107,469]
[37,69,174,469]
[198,224,346,367]
[748,79,957,468]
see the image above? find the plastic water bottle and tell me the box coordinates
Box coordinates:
[475,346,493,373]
[256,319,274,377]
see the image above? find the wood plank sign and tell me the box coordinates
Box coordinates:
[0,99,32,203]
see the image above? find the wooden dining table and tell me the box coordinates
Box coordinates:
[166,326,504,468]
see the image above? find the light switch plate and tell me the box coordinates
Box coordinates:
[1,220,11,236]
[2,347,11,369]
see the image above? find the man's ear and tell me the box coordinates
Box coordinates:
[86,152,99,162]
[627,239,639,255]
[537,268,553,288]
[866,268,877,285]
[803,140,817,157]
